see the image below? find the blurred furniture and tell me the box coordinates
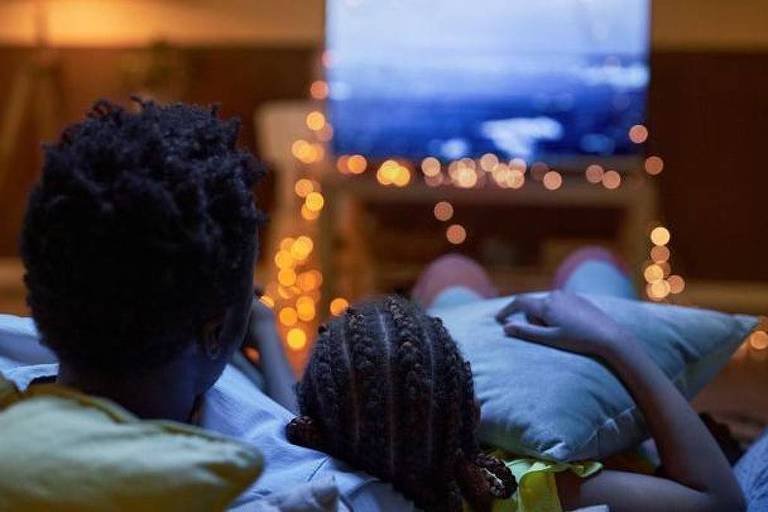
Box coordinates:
[256,100,658,311]
[0,259,26,316]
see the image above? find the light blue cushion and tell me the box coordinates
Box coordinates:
[0,314,56,372]
[430,293,759,462]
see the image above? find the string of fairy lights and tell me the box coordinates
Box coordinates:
[259,78,766,364]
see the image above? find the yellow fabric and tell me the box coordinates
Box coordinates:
[464,452,602,512]
[0,375,263,512]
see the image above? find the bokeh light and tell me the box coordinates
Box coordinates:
[433,201,454,221]
[750,331,768,351]
[421,157,442,177]
[480,153,499,172]
[306,111,326,131]
[305,192,325,212]
[309,80,329,100]
[644,264,665,283]
[301,205,320,221]
[294,178,314,198]
[585,164,604,184]
[296,296,316,322]
[279,307,298,327]
[543,170,563,190]
[330,297,350,316]
[446,224,467,245]
[645,155,664,175]
[286,328,307,351]
[650,245,671,262]
[628,124,649,144]
[348,154,367,174]
[602,170,621,189]
[667,275,686,294]
[278,268,297,287]
[650,226,671,246]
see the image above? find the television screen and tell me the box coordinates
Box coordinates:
[326,0,650,162]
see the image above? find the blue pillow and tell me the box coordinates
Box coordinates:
[431,293,759,462]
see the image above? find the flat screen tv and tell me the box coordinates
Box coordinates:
[326,0,650,163]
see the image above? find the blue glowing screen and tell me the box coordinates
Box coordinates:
[326,0,650,161]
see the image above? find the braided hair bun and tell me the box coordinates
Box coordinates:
[287,295,516,511]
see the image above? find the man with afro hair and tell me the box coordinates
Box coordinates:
[2,99,418,510]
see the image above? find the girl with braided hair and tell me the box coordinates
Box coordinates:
[289,252,748,512]
[287,295,516,512]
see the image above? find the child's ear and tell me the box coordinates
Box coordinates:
[201,317,225,360]
[286,416,326,451]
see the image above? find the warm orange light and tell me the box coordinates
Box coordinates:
[274,250,295,269]
[286,328,308,351]
[291,139,310,159]
[348,154,367,174]
[301,205,320,221]
[644,264,665,283]
[750,331,768,351]
[650,226,671,246]
[259,295,275,308]
[458,169,477,188]
[446,224,467,245]
[330,297,350,316]
[480,154,499,172]
[629,124,649,144]
[279,307,298,327]
[290,236,314,260]
[668,275,686,294]
[317,124,334,142]
[543,170,563,190]
[433,201,454,221]
[650,245,670,263]
[392,166,412,187]
[509,158,527,173]
[585,164,604,184]
[310,80,329,100]
[294,178,314,198]
[336,155,350,174]
[376,160,399,186]
[305,192,325,212]
[278,268,297,287]
[424,174,443,187]
[602,170,621,189]
[297,271,320,291]
[280,238,295,251]
[306,111,326,131]
[421,157,442,177]
[645,156,664,175]
[291,140,324,164]
[296,296,316,322]
[649,279,671,300]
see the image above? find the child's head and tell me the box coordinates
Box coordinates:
[287,295,515,511]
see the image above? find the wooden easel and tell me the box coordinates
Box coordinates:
[0,0,63,194]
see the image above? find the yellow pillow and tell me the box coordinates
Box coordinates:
[0,376,262,512]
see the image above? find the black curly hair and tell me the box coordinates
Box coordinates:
[287,295,515,512]
[20,99,265,374]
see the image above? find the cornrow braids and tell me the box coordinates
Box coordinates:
[287,295,516,512]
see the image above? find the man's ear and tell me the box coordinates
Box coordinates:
[201,318,224,360]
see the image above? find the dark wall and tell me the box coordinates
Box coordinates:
[0,45,766,280]
[648,52,768,280]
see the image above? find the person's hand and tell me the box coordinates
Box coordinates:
[495,291,634,359]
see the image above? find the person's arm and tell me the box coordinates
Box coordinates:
[496,291,745,512]
[244,300,298,413]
